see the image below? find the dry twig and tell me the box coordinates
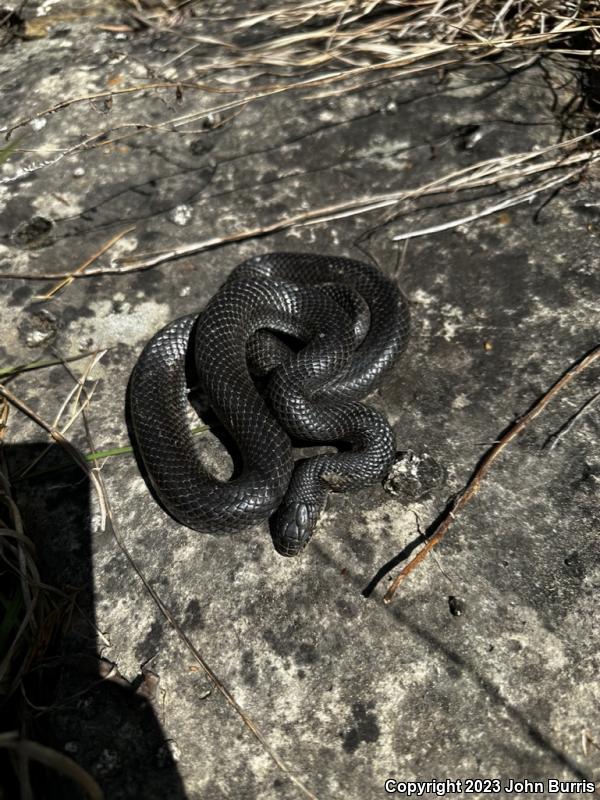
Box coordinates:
[2,0,597,186]
[34,227,136,301]
[383,343,600,604]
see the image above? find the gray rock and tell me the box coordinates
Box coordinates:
[0,6,598,800]
[383,449,445,502]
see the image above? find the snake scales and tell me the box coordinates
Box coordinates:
[129,252,410,556]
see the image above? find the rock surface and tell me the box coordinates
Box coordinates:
[1,3,599,799]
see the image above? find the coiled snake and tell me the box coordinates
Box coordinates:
[129,252,410,556]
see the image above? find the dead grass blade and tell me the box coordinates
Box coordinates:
[3,1,598,184]
[0,125,596,281]
[34,229,136,301]
[0,732,103,800]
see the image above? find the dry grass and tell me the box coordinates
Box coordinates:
[128,1,600,81]
[3,2,599,209]
[0,440,84,797]
[0,365,106,798]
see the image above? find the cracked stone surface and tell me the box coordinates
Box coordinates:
[1,4,599,800]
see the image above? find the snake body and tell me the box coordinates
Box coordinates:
[129,252,410,555]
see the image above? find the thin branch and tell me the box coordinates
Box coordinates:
[0,129,123,185]
[34,227,136,301]
[383,343,600,604]
[1,81,237,139]
[16,351,105,480]
[0,349,112,379]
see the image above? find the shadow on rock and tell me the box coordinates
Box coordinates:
[2,443,187,800]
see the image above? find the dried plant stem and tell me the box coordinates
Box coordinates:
[35,227,136,301]
[1,82,236,139]
[2,0,596,186]
[392,166,584,241]
[0,142,594,283]
[0,733,103,800]
[16,352,105,480]
[0,350,110,379]
[0,125,596,280]
[383,343,600,604]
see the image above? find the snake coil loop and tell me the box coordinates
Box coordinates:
[129,252,410,555]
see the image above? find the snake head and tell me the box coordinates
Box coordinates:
[272,501,321,557]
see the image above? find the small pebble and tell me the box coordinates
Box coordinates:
[383,449,444,501]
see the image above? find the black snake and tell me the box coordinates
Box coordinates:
[129,252,410,556]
